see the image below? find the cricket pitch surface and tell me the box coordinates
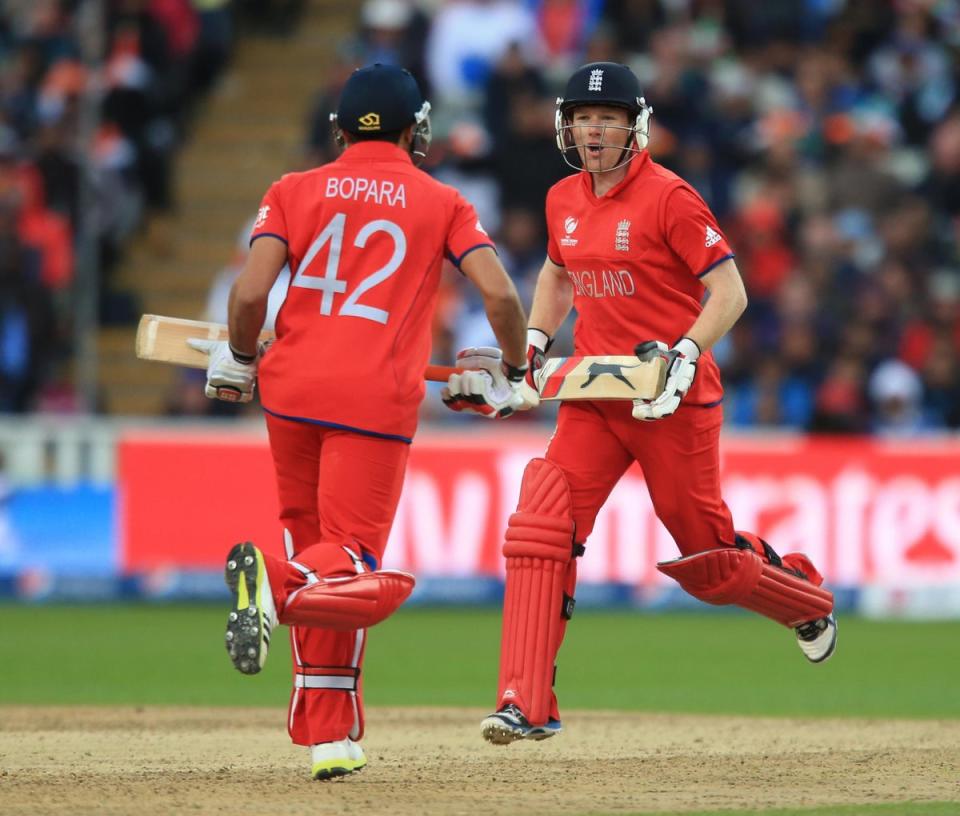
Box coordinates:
[1,706,957,814]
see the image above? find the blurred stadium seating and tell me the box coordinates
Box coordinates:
[0,0,957,429]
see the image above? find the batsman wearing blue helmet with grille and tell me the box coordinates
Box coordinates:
[195,63,528,780]
[438,61,839,746]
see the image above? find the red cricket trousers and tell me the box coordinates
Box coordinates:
[545,400,736,552]
[263,413,409,746]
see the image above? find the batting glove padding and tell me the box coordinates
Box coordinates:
[188,338,259,403]
[631,337,700,421]
[441,346,529,418]
[518,327,552,409]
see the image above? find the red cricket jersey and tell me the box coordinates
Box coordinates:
[250,141,495,441]
[545,151,734,405]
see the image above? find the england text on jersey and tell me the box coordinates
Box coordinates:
[325,177,407,208]
[567,268,636,298]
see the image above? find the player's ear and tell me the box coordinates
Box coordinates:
[398,122,416,149]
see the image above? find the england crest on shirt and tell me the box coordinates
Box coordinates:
[615,219,631,251]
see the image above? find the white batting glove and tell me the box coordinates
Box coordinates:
[187,338,259,403]
[441,346,528,419]
[517,328,552,410]
[631,337,700,421]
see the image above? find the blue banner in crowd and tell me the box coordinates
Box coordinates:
[1,485,115,576]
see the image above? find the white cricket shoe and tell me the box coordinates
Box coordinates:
[311,738,367,780]
[795,613,838,663]
[224,542,278,675]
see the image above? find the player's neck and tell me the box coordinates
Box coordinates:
[590,165,629,197]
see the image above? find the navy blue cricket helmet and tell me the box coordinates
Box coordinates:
[555,61,652,172]
[332,63,432,162]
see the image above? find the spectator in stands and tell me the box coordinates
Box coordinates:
[0,187,54,412]
[925,111,960,218]
[103,6,192,248]
[191,0,235,94]
[868,358,929,436]
[483,43,566,213]
[726,355,813,429]
[356,0,430,93]
[809,356,868,434]
[531,0,605,70]
[304,47,364,168]
[0,127,73,293]
[426,0,541,110]
[867,4,956,147]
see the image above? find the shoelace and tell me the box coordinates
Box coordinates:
[499,704,530,724]
[796,618,826,641]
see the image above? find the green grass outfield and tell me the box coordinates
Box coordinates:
[1,605,958,719]
[3,607,957,816]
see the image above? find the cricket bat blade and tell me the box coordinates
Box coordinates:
[535,355,667,401]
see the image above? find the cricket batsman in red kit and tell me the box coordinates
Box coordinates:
[443,61,838,745]
[191,64,528,777]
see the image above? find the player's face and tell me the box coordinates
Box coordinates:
[569,105,633,173]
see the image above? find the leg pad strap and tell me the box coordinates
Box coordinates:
[294,665,360,691]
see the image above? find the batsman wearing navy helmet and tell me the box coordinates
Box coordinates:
[192,62,527,779]
[444,61,838,746]
[330,62,434,162]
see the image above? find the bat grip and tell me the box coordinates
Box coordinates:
[424,364,461,382]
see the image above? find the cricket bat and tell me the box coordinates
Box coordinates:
[533,354,666,401]
[135,314,456,382]
[135,314,667,400]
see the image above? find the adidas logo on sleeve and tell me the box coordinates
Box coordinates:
[705,225,722,247]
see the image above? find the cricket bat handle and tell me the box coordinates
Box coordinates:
[424,365,459,382]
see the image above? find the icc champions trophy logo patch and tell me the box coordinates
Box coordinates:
[562,216,579,247]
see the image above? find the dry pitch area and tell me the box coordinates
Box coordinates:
[1,706,957,815]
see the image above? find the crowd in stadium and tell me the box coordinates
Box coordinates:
[0,0,293,411]
[3,0,959,435]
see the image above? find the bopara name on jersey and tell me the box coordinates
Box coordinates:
[567,268,636,298]
[325,177,407,208]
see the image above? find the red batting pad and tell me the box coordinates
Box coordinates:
[281,570,415,631]
[498,459,577,725]
[657,547,834,628]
